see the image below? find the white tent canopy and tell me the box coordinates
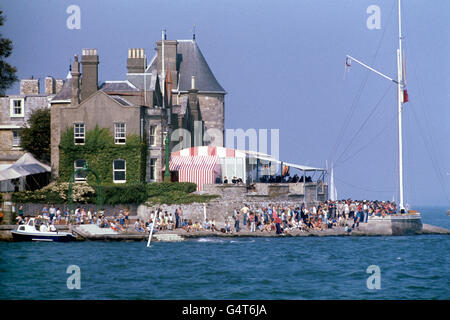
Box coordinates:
[0,153,51,181]
[241,150,326,172]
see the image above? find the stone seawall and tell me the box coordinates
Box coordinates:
[137,198,309,225]
[14,203,139,217]
[1,223,448,242]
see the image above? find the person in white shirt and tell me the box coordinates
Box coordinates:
[87,209,92,224]
[344,203,350,220]
[49,223,57,232]
[40,224,49,232]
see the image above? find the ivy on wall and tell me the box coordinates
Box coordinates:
[59,126,147,184]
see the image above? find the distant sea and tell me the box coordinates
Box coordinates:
[0,206,449,300]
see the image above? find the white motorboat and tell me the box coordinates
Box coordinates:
[11,217,76,242]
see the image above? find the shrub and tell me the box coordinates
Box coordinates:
[101,184,148,206]
[146,182,197,197]
[11,181,217,205]
[12,182,95,204]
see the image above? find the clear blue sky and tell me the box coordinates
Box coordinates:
[2,0,449,206]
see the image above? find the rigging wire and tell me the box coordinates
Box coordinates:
[334,176,394,194]
[333,82,394,167]
[328,0,396,166]
[392,1,450,207]
[405,19,450,205]
[409,100,450,205]
[336,112,397,166]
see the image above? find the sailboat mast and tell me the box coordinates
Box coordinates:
[397,0,405,210]
[162,29,165,109]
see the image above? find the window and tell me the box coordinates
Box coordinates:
[113,159,126,183]
[74,159,87,181]
[149,125,157,146]
[114,123,126,144]
[74,123,85,144]
[10,98,24,117]
[12,130,21,147]
[150,158,157,181]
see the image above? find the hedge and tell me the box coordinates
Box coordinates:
[101,184,148,206]
[12,182,217,205]
[146,182,197,196]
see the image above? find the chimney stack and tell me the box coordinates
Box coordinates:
[45,76,55,95]
[71,54,81,105]
[127,48,146,73]
[55,79,64,94]
[81,48,99,101]
[188,75,200,121]
[20,78,40,95]
[157,39,178,89]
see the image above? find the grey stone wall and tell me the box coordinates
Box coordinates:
[0,93,53,165]
[16,202,139,217]
[138,182,329,226]
[20,79,40,95]
[50,91,144,178]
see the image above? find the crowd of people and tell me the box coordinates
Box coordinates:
[258,174,313,183]
[224,199,398,235]
[133,208,221,234]
[15,204,133,232]
[215,174,315,184]
[15,199,399,235]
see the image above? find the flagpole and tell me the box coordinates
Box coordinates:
[147,219,155,247]
[162,29,165,110]
[397,0,405,211]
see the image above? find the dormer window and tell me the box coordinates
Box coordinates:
[10,98,24,117]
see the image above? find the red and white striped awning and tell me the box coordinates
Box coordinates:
[171,146,243,157]
[169,155,221,191]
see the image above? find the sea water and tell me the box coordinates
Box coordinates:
[0,206,448,300]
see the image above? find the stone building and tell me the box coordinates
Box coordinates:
[0,77,63,170]
[50,36,226,183]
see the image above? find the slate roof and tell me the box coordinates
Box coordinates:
[146,40,226,94]
[126,73,157,91]
[52,78,72,101]
[109,95,133,106]
[100,81,139,92]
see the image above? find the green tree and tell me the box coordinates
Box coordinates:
[20,108,51,163]
[0,11,17,96]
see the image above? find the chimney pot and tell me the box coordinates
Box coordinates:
[80,48,99,101]
[45,76,56,95]
[127,48,146,74]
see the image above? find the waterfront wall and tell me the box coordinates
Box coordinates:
[138,198,312,226]
[10,202,139,218]
[203,182,328,204]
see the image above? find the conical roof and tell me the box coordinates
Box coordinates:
[147,40,226,94]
